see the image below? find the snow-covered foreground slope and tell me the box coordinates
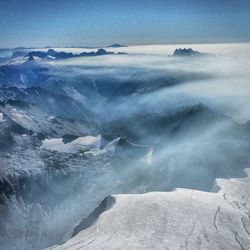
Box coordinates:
[48,169,250,250]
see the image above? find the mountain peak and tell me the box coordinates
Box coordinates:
[173,48,204,57]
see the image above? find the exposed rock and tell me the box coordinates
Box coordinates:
[173,48,207,57]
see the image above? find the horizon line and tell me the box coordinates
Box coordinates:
[1,40,250,50]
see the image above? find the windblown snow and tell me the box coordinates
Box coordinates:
[48,169,250,250]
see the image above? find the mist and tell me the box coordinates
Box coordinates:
[1,43,250,249]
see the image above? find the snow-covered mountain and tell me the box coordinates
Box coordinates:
[0,44,250,249]
[48,169,250,250]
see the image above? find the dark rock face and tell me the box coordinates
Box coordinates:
[47,49,57,56]
[96,48,111,55]
[28,55,35,61]
[173,48,206,57]
[72,196,116,237]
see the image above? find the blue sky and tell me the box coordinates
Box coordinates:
[0,0,250,48]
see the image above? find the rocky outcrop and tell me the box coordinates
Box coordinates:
[173,48,207,57]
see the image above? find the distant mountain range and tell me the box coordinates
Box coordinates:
[107,43,127,48]
[0,43,127,51]
[12,48,126,60]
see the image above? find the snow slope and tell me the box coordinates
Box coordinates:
[40,135,101,153]
[48,169,250,250]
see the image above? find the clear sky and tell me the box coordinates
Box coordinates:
[0,0,250,48]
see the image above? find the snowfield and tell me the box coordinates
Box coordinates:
[40,135,101,154]
[48,169,250,250]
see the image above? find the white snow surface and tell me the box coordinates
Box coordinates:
[41,135,101,154]
[48,169,250,250]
